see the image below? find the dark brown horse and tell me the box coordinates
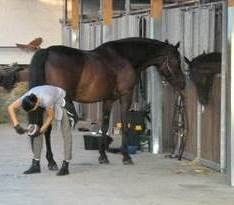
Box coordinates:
[184,52,221,105]
[1,37,185,165]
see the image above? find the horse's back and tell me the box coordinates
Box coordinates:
[47,45,87,58]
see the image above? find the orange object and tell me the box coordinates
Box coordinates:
[151,0,163,19]
[72,0,80,29]
[229,0,234,7]
[103,0,113,25]
[16,37,43,50]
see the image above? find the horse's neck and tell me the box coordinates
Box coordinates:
[114,41,165,69]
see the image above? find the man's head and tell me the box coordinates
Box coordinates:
[22,93,38,112]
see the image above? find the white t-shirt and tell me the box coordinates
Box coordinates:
[20,85,66,120]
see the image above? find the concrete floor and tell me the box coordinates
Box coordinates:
[0,124,234,205]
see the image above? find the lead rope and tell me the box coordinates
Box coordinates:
[170,91,188,160]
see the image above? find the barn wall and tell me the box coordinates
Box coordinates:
[79,23,103,125]
[201,76,221,164]
[182,5,222,169]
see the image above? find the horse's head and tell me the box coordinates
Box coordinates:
[157,42,185,91]
[184,54,221,105]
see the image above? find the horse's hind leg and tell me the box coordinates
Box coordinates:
[120,93,134,165]
[98,100,114,164]
[45,125,58,170]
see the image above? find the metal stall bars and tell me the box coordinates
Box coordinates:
[148,2,223,164]
[182,3,222,170]
[147,7,185,155]
[227,0,234,186]
[79,21,103,125]
[102,11,152,141]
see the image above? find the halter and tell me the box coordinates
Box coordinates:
[159,56,177,83]
[161,56,188,160]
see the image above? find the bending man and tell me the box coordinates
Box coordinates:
[8,85,77,176]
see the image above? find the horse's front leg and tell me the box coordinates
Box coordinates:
[98,100,113,164]
[120,93,134,165]
[44,124,58,170]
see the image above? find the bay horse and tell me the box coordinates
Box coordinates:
[0,37,185,165]
[184,52,221,105]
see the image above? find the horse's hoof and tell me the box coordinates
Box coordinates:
[48,161,59,171]
[123,158,134,165]
[98,156,109,164]
[165,154,178,159]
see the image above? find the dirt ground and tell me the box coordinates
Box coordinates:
[0,124,234,205]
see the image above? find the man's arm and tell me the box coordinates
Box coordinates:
[8,99,22,127]
[40,106,54,133]
[8,99,26,134]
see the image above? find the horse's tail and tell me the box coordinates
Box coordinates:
[29,48,49,89]
[28,49,48,125]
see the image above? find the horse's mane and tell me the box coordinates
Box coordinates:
[47,38,172,55]
[105,37,168,45]
[96,37,171,50]
[94,37,177,68]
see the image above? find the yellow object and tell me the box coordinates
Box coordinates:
[116,123,122,128]
[135,125,143,131]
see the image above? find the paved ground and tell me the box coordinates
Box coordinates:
[0,124,234,205]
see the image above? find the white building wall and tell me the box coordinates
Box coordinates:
[0,0,63,64]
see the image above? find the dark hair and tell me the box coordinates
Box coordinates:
[22,93,38,112]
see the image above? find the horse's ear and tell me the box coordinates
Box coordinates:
[184,57,191,65]
[175,42,180,49]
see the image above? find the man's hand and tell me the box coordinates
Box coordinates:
[31,129,41,138]
[27,124,41,138]
[14,124,27,134]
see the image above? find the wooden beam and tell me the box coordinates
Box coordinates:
[229,0,234,7]
[151,0,163,19]
[72,0,80,29]
[103,0,113,25]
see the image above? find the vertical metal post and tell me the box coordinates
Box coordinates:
[125,0,131,13]
[220,1,228,172]
[227,2,234,186]
[101,0,112,42]
[196,8,202,160]
[148,17,163,154]
[123,0,130,38]
[148,66,162,154]
[61,0,68,45]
